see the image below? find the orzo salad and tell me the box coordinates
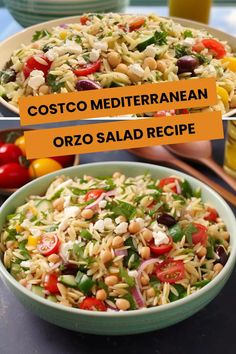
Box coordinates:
[0,172,230,312]
[1,13,236,115]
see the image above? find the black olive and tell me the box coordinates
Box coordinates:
[215,245,228,266]
[157,213,177,227]
[61,263,78,276]
[177,55,199,74]
[76,79,101,91]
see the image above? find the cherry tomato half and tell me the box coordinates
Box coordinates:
[29,158,62,179]
[192,223,208,246]
[79,297,107,311]
[0,143,22,165]
[80,15,89,25]
[44,273,59,294]
[201,39,226,59]
[149,237,173,256]
[37,234,60,256]
[204,208,218,222]
[84,189,105,201]
[129,17,145,32]
[51,155,75,168]
[74,59,101,77]
[156,258,185,284]
[14,135,26,156]
[159,177,178,193]
[23,54,52,79]
[0,163,30,188]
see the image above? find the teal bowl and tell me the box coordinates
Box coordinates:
[0,162,235,335]
[3,0,129,27]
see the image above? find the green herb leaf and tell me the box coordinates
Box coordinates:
[80,230,92,240]
[192,53,210,65]
[47,74,65,93]
[70,187,87,196]
[32,29,51,42]
[75,35,82,44]
[183,30,193,38]
[6,228,17,241]
[19,241,30,260]
[180,180,193,198]
[168,224,183,242]
[108,200,136,220]
[184,223,198,245]
[154,30,168,45]
[148,201,163,217]
[123,293,137,310]
[175,44,190,58]
[194,280,210,288]
[0,69,16,85]
[169,284,187,302]
[119,268,135,287]
[49,188,64,201]
[124,238,140,270]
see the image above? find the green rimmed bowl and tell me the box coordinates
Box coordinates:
[3,0,129,27]
[0,161,235,335]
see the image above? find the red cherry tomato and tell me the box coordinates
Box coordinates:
[84,189,105,201]
[0,140,4,148]
[178,108,189,114]
[51,155,75,168]
[80,15,89,25]
[129,17,145,32]
[156,258,185,284]
[44,273,59,294]
[79,297,107,311]
[201,39,226,59]
[192,41,206,53]
[74,60,101,77]
[37,234,60,256]
[192,223,208,246]
[23,54,52,78]
[159,177,178,193]
[0,143,22,165]
[204,208,218,222]
[149,237,173,256]
[0,163,30,188]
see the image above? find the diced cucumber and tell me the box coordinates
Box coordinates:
[137,36,156,51]
[32,285,45,298]
[47,295,58,303]
[59,275,77,288]
[110,81,125,88]
[10,263,21,278]
[36,200,53,214]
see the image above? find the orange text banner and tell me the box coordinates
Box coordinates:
[20,78,217,126]
[25,111,223,159]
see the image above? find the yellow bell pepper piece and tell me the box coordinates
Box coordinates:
[217,86,229,108]
[59,31,67,40]
[27,235,40,248]
[221,57,236,72]
[15,225,23,233]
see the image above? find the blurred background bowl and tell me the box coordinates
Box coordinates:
[3,0,130,27]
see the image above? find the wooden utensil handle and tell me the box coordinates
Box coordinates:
[173,159,236,207]
[200,157,236,191]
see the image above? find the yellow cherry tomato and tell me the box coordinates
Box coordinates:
[221,57,236,72]
[29,158,62,179]
[15,135,26,156]
[217,86,229,108]
[27,234,41,248]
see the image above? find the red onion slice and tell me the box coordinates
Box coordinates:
[137,258,162,286]
[49,261,62,272]
[175,180,182,194]
[59,23,69,28]
[84,192,106,209]
[131,283,145,308]
[114,249,128,257]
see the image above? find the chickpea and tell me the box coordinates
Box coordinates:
[128,221,141,234]
[113,171,121,179]
[140,196,154,208]
[142,229,153,242]
[116,298,130,311]
[140,275,149,286]
[39,85,49,95]
[115,63,129,75]
[140,246,151,260]
[101,250,113,264]
[81,209,94,219]
[105,275,119,286]
[230,94,236,108]
[19,279,27,287]
[156,60,167,73]
[127,70,140,83]
[197,247,207,258]
[146,287,155,298]
[53,197,64,212]
[48,253,60,263]
[96,289,107,301]
[107,52,121,68]
[213,263,223,273]
[142,57,157,70]
[112,236,124,249]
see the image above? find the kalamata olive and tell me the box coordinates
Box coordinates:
[157,213,177,227]
[215,245,228,266]
[76,79,101,91]
[61,263,79,276]
[177,55,199,74]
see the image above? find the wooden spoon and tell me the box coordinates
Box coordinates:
[166,141,236,191]
[129,146,236,206]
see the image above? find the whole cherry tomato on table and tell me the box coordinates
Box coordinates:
[29,158,62,179]
[0,163,30,188]
[0,143,22,165]
[51,155,75,168]
[79,297,107,311]
[23,54,52,78]
[14,135,26,156]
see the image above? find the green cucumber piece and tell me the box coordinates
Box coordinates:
[32,285,45,298]
[36,200,53,213]
[110,81,125,88]
[59,275,77,288]
[137,35,156,51]
[47,295,58,302]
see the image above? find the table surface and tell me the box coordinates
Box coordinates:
[0,121,235,354]
[0,5,236,354]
